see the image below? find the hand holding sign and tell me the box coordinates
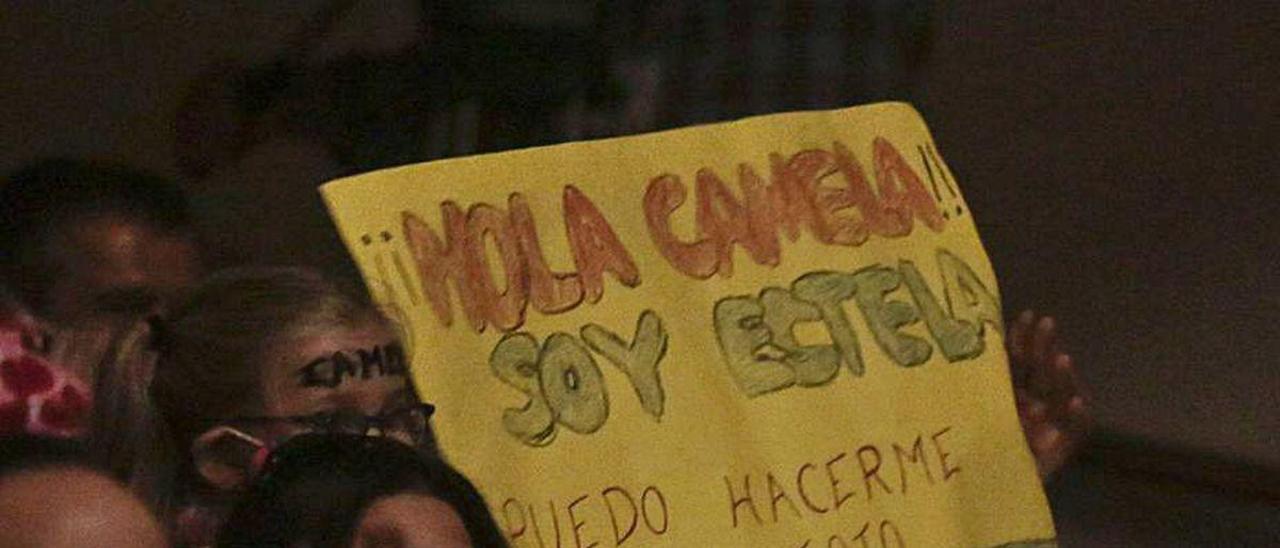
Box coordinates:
[1008,311,1090,480]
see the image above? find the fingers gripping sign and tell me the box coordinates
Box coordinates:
[1007,311,1091,480]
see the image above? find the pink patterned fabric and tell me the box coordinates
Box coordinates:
[0,316,91,438]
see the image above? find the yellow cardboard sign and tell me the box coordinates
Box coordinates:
[321,103,1055,547]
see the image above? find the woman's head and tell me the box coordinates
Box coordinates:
[151,267,417,446]
[218,433,507,548]
[99,267,434,517]
[353,493,472,548]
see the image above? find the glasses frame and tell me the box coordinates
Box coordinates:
[225,402,436,444]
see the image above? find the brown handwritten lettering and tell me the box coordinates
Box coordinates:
[856,444,894,501]
[645,139,945,280]
[932,426,962,481]
[564,185,640,303]
[725,474,763,528]
[403,186,639,333]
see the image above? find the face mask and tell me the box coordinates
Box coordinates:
[0,320,91,438]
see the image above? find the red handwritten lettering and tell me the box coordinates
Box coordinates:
[645,139,944,280]
[403,186,639,332]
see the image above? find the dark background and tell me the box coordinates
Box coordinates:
[2,1,1276,544]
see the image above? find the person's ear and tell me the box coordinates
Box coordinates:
[191,426,268,491]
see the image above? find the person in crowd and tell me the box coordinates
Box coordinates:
[2,308,165,547]
[0,159,205,340]
[219,433,506,547]
[1,159,212,504]
[0,435,168,548]
[97,266,435,546]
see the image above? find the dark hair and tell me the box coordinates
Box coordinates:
[218,434,507,547]
[0,158,196,312]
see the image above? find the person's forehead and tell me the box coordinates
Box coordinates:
[56,215,199,278]
[284,323,397,361]
[265,322,402,387]
[258,322,409,414]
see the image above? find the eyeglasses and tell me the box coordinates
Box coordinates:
[227,403,436,446]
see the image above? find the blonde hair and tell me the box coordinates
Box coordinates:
[90,267,388,521]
